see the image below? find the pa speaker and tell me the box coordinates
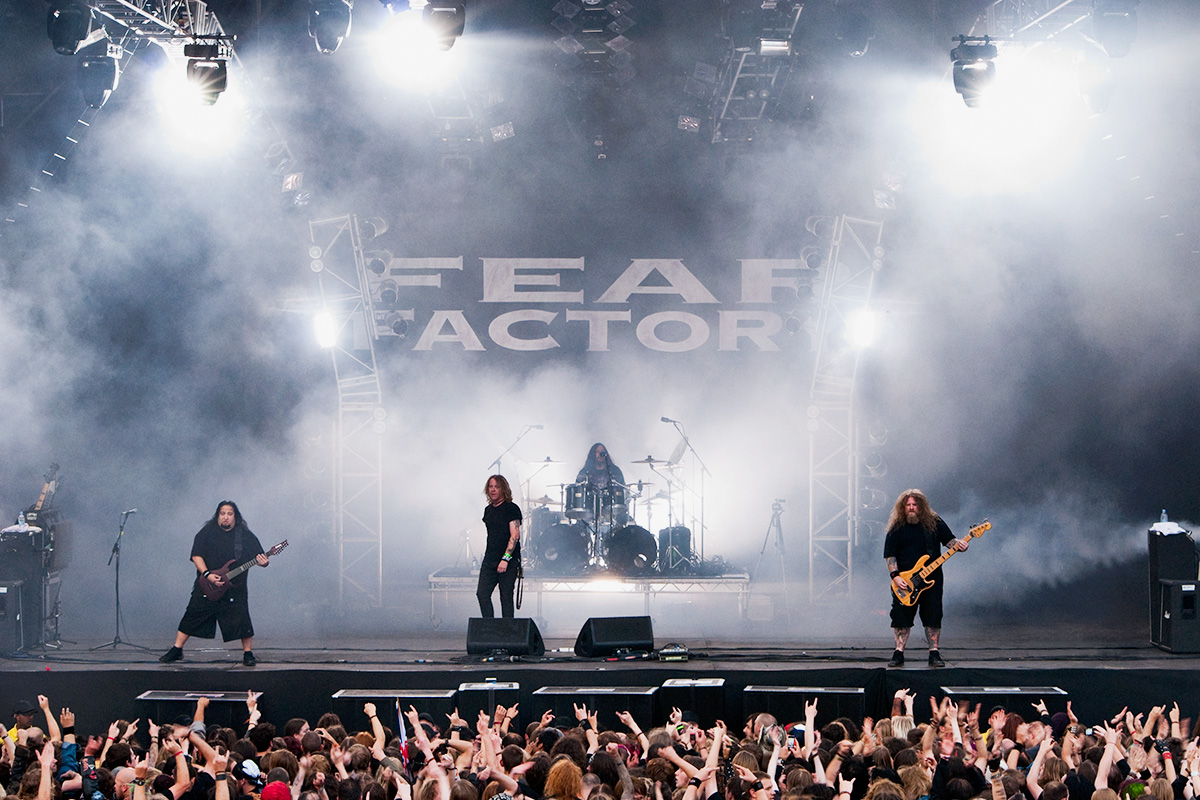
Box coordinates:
[1155,580,1200,653]
[574,615,653,657]
[466,617,545,657]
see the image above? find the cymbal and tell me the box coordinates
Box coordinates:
[538,456,562,463]
[1,525,41,534]
[632,455,665,464]
[531,496,561,507]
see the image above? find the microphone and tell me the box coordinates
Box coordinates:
[531,425,543,430]
[124,508,138,515]
[661,416,679,424]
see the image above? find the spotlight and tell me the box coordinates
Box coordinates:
[78,47,120,108]
[47,2,106,56]
[184,43,228,105]
[836,8,875,58]
[377,279,399,306]
[845,308,876,348]
[365,250,392,275]
[759,38,791,56]
[309,0,352,55]
[383,311,409,337]
[860,488,887,511]
[314,311,338,348]
[423,0,466,50]
[863,451,887,478]
[379,0,410,10]
[951,38,997,108]
[1092,0,1138,58]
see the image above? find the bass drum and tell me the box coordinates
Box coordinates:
[607,525,657,576]
[534,522,590,574]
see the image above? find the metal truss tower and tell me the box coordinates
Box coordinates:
[806,215,884,603]
[308,215,385,607]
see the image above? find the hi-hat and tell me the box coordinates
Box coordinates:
[531,495,561,507]
[632,455,664,464]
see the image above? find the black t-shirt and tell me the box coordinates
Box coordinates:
[190,520,265,589]
[482,501,522,566]
[576,462,626,487]
[883,517,955,572]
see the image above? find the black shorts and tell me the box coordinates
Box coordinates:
[889,573,944,630]
[177,584,255,642]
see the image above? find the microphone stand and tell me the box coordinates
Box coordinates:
[91,510,152,651]
[667,420,711,561]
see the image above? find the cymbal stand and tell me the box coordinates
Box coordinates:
[453,529,478,570]
[665,419,711,560]
[91,510,152,652]
[751,500,791,621]
[485,425,539,475]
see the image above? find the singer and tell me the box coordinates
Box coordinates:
[159,501,269,666]
[478,475,522,618]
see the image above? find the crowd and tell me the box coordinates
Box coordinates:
[2,689,1197,800]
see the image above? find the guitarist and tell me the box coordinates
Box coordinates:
[883,490,968,669]
[159,501,269,666]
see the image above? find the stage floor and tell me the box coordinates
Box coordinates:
[3,623,1198,741]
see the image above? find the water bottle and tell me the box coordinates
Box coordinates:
[1161,509,1169,523]
[16,512,25,528]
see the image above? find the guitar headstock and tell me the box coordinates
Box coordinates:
[968,520,991,538]
[268,540,289,557]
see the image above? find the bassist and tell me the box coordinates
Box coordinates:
[160,501,269,666]
[883,490,968,669]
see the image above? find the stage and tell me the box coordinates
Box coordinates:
[3,616,1199,737]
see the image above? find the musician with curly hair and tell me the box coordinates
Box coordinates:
[883,489,968,669]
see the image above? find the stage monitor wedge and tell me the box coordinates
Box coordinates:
[574,615,653,657]
[466,617,545,657]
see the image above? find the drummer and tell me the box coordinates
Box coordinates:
[575,443,629,525]
[575,442,626,490]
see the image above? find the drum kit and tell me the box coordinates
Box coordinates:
[526,456,692,577]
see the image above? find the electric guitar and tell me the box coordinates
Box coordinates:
[891,521,990,606]
[198,540,288,601]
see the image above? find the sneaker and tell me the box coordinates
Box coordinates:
[243,651,258,667]
[159,646,183,663]
[928,650,945,668]
[887,649,904,668]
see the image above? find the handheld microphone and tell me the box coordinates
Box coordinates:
[124,508,138,515]
[660,416,679,424]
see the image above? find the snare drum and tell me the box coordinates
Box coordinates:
[565,483,595,520]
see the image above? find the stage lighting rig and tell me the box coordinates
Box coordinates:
[950,35,998,108]
[77,42,123,108]
[185,42,229,105]
[423,0,466,50]
[1092,0,1139,58]
[47,2,107,56]
[309,0,353,54]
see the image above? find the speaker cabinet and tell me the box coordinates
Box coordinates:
[1155,580,1200,653]
[1149,530,1198,639]
[0,581,25,653]
[466,617,545,657]
[573,615,653,657]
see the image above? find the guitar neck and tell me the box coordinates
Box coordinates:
[919,547,959,578]
[918,521,989,579]
[225,558,258,581]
